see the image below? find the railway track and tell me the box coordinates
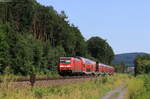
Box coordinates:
[2,75,96,82]
[0,76,97,88]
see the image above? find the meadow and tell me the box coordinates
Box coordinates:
[0,74,149,99]
[0,74,129,99]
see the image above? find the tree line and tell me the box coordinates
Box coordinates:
[0,0,114,75]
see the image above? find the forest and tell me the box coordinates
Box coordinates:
[0,0,114,75]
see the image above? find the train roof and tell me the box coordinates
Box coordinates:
[99,63,114,68]
[79,57,96,64]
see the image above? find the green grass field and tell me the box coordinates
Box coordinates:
[0,74,149,99]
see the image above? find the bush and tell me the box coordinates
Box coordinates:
[126,74,150,99]
[134,55,150,75]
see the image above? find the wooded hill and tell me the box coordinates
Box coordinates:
[112,52,148,67]
[0,0,114,75]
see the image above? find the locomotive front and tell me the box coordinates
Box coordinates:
[58,57,73,75]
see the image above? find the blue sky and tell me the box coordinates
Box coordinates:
[36,0,150,54]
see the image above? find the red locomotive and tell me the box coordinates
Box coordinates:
[58,57,115,76]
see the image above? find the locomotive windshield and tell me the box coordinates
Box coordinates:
[60,58,71,63]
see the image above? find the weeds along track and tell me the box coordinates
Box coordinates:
[1,76,96,88]
[9,76,95,82]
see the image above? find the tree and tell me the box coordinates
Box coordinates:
[134,55,150,75]
[86,36,114,64]
[0,25,9,73]
[113,62,126,73]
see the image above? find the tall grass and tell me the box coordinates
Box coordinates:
[0,74,129,99]
[126,74,150,99]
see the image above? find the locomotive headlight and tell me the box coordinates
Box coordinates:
[66,65,71,67]
[60,65,71,67]
[60,65,64,67]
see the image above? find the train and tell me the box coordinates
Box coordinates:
[58,57,115,76]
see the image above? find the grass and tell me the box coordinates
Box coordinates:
[0,72,60,82]
[0,74,148,99]
[0,74,130,99]
[111,92,120,99]
[125,74,150,99]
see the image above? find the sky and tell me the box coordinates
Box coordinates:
[36,0,150,54]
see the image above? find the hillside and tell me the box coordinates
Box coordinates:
[112,52,148,66]
[0,0,114,75]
